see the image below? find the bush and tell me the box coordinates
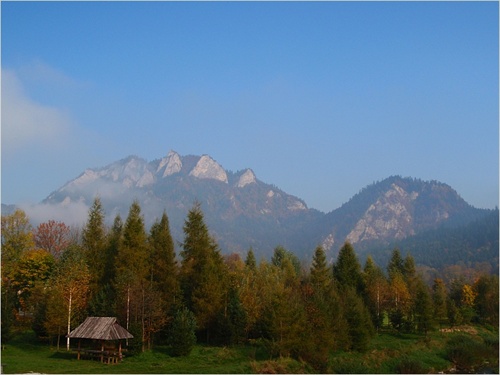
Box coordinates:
[169,307,197,356]
[445,334,486,372]
[394,356,428,374]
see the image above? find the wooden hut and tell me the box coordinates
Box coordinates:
[67,317,133,364]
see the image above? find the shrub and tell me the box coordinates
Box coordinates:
[394,356,428,374]
[445,334,485,372]
[169,307,197,356]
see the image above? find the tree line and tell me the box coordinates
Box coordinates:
[1,198,498,371]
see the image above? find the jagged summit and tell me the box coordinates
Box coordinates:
[41,156,488,262]
[189,155,228,183]
[236,169,257,188]
[157,150,182,177]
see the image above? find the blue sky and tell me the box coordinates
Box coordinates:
[2,1,498,213]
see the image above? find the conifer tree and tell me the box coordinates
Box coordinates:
[310,245,331,293]
[114,201,151,350]
[149,211,179,311]
[89,214,122,317]
[333,242,363,293]
[245,247,257,271]
[387,248,404,278]
[343,287,375,352]
[82,197,107,301]
[432,278,448,327]
[179,202,227,343]
[413,278,434,335]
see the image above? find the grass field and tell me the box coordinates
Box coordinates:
[1,327,498,374]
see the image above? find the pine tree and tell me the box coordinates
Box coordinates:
[149,211,179,311]
[245,247,257,272]
[333,242,363,293]
[169,307,197,356]
[179,203,227,343]
[82,197,107,301]
[387,248,404,278]
[432,278,448,327]
[114,201,150,351]
[413,278,434,335]
[89,214,122,317]
[343,287,375,352]
[310,245,332,293]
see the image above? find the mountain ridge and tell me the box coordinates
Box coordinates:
[3,151,493,265]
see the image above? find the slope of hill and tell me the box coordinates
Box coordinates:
[362,208,499,274]
[315,176,487,260]
[6,151,492,265]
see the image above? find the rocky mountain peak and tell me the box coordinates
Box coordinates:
[236,169,257,188]
[189,155,228,183]
[346,182,417,243]
[157,150,182,177]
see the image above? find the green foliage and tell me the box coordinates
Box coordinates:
[333,242,364,293]
[445,334,497,373]
[244,247,257,271]
[3,198,497,372]
[394,356,428,374]
[342,287,375,352]
[271,245,301,276]
[413,278,434,334]
[310,245,331,292]
[82,197,107,292]
[169,307,197,356]
[149,211,179,316]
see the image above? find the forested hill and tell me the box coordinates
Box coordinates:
[362,208,499,274]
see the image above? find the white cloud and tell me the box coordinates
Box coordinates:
[20,200,89,228]
[1,67,74,157]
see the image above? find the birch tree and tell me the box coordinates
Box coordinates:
[46,245,90,350]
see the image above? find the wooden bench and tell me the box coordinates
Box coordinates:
[74,349,124,364]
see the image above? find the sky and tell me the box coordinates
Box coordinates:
[2,1,499,214]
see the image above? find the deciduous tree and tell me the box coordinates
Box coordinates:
[33,220,71,259]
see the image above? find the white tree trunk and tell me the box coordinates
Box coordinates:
[66,290,72,351]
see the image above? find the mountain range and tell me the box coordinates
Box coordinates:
[4,150,496,268]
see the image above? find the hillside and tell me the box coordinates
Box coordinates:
[362,208,499,273]
[4,151,493,266]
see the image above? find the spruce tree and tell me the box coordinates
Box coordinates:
[169,307,197,356]
[387,248,404,278]
[310,245,331,293]
[149,211,179,310]
[82,197,107,298]
[333,242,363,293]
[413,278,434,335]
[432,278,448,328]
[114,201,150,349]
[245,247,257,272]
[179,202,227,343]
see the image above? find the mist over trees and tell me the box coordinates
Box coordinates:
[1,201,498,370]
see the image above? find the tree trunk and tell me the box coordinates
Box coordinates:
[66,290,72,351]
[126,286,130,346]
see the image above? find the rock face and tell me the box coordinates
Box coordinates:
[189,155,228,183]
[236,169,257,188]
[346,183,418,243]
[157,150,182,177]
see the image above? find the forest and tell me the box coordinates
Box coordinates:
[1,198,498,373]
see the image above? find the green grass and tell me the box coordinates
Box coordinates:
[2,327,498,374]
[1,332,258,374]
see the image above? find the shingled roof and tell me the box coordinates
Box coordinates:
[67,317,133,340]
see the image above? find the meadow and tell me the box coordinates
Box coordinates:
[2,326,498,374]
